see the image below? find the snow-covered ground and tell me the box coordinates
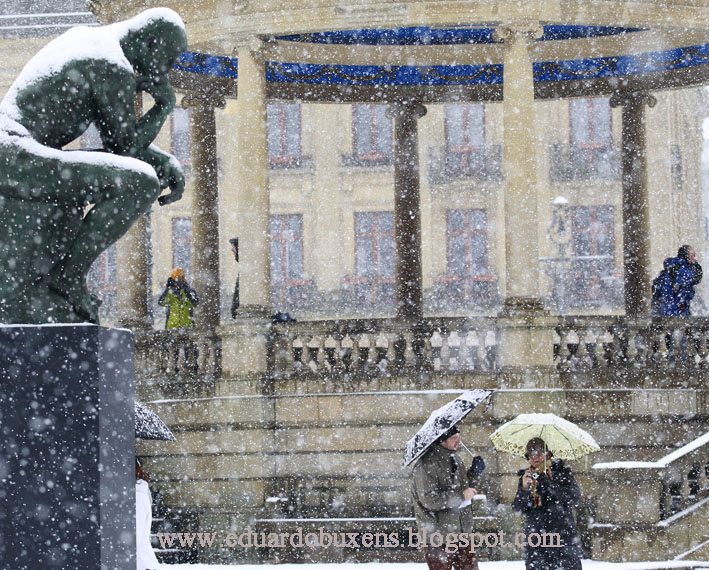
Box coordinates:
[163,560,709,570]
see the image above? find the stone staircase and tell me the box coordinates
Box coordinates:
[591,432,709,562]
[134,316,709,564]
[136,379,708,563]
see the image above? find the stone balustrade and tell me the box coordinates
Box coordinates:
[133,317,709,393]
[271,317,499,378]
[554,316,709,377]
[133,328,222,397]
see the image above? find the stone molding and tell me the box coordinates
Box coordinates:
[181,90,227,110]
[610,90,658,108]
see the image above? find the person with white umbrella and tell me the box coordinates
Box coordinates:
[511,437,583,570]
[404,389,493,570]
[135,403,175,570]
[488,410,599,570]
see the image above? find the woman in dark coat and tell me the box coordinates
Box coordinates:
[512,438,582,570]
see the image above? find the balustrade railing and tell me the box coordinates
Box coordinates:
[271,317,499,378]
[131,317,709,390]
[554,317,709,374]
[134,329,222,383]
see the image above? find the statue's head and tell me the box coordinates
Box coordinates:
[117,8,187,80]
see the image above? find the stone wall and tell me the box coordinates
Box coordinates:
[137,374,709,563]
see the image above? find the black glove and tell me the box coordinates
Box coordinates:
[467,455,485,481]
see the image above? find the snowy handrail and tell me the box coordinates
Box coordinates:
[592,432,709,471]
[592,432,709,522]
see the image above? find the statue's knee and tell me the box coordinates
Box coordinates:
[129,170,161,205]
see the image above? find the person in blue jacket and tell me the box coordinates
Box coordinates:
[660,245,702,316]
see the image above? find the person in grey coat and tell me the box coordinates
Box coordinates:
[411,425,479,570]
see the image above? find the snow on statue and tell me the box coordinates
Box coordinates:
[0,8,187,324]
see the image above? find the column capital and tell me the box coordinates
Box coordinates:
[493,22,544,43]
[181,90,227,111]
[610,91,657,109]
[386,102,427,121]
[233,36,272,59]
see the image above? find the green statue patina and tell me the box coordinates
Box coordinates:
[0,8,187,324]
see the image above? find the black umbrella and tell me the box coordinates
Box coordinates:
[135,402,176,441]
[402,389,493,467]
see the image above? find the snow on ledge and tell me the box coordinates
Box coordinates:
[593,431,709,471]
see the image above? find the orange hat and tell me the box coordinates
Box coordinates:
[170,268,185,280]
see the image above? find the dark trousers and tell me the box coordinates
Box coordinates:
[424,546,478,570]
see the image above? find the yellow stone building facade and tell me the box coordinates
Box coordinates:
[2,1,709,565]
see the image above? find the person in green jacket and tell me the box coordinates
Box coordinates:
[159,268,199,371]
[159,268,199,329]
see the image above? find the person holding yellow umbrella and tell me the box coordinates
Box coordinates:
[490,414,599,570]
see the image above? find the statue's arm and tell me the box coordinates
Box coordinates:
[133,76,176,150]
[93,65,183,205]
[94,67,173,157]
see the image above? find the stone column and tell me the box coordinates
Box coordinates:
[610,91,657,317]
[116,95,151,329]
[234,40,271,317]
[182,91,226,329]
[116,216,151,328]
[494,24,558,381]
[312,104,342,295]
[387,102,427,321]
[220,40,272,380]
[497,23,544,314]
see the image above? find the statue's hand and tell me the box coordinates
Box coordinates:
[136,75,175,110]
[157,161,185,206]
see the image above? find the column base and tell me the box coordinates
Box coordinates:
[232,304,273,320]
[220,310,273,376]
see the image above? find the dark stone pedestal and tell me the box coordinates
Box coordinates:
[0,325,135,569]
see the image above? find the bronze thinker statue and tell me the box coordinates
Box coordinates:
[0,8,188,324]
